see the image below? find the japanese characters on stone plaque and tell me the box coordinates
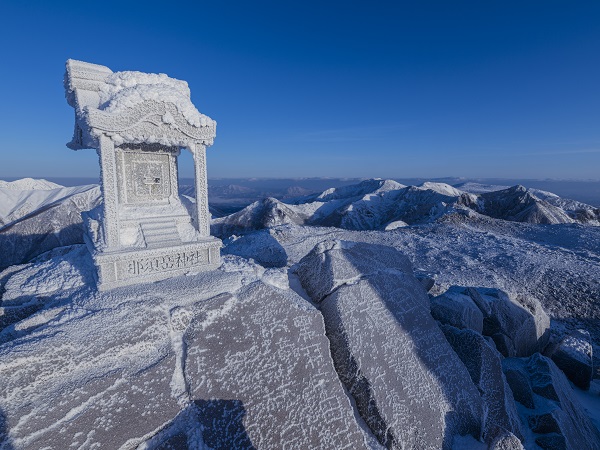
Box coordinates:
[64,59,221,290]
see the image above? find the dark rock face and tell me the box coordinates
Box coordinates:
[440,325,523,443]
[502,360,535,409]
[503,354,600,450]
[430,286,484,333]
[297,240,483,449]
[477,185,574,224]
[550,329,593,390]
[184,282,369,450]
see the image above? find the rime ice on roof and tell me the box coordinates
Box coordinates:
[64,59,221,290]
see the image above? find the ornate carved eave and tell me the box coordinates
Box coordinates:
[65,59,216,151]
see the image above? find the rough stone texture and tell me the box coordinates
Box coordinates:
[550,329,593,390]
[296,239,417,303]
[430,286,484,333]
[0,259,254,449]
[502,360,535,409]
[297,240,483,449]
[222,229,288,268]
[440,325,523,443]
[0,296,181,449]
[488,429,525,450]
[184,281,369,450]
[535,433,567,450]
[471,288,550,357]
[503,354,600,450]
[416,274,435,292]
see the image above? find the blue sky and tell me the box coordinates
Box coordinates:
[1,1,599,180]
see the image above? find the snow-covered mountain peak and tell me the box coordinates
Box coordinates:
[0,178,63,191]
[419,182,463,197]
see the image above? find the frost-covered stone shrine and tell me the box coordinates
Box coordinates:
[64,59,221,290]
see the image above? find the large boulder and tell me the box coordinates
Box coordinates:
[183,281,369,449]
[466,288,550,357]
[430,286,484,333]
[297,240,483,449]
[0,248,370,449]
[550,329,594,390]
[440,325,523,444]
[502,354,600,450]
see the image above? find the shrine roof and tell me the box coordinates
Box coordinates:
[64,59,216,150]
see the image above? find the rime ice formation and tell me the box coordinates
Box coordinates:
[64,60,221,289]
[2,178,600,448]
[297,240,484,449]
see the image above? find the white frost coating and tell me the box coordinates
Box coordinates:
[0,178,63,191]
[99,71,215,129]
[559,330,593,364]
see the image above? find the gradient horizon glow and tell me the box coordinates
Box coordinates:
[1,1,599,180]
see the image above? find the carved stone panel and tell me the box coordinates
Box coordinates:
[118,151,172,205]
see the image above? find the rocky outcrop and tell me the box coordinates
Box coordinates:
[440,325,523,444]
[550,329,594,390]
[502,354,600,450]
[470,288,550,357]
[297,240,483,449]
[183,281,369,449]
[430,286,484,333]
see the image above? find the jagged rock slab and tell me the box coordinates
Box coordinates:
[296,239,416,303]
[550,329,593,390]
[222,229,288,268]
[431,286,484,333]
[440,325,523,443]
[297,240,483,449]
[183,281,369,450]
[472,288,550,357]
[502,354,600,450]
[0,247,255,449]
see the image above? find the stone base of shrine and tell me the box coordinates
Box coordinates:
[92,238,222,291]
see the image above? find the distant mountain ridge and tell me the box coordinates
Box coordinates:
[212,179,600,236]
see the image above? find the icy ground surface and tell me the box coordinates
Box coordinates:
[1,178,600,449]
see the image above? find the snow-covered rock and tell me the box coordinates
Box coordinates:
[0,247,375,449]
[502,354,600,449]
[473,288,550,357]
[0,178,63,191]
[477,185,574,225]
[430,286,484,333]
[211,197,305,238]
[550,329,594,390]
[183,281,370,449]
[222,229,288,268]
[487,430,525,450]
[440,325,523,443]
[297,240,483,449]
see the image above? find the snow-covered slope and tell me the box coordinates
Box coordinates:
[0,178,62,191]
[212,178,599,236]
[0,180,97,227]
[1,178,600,448]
